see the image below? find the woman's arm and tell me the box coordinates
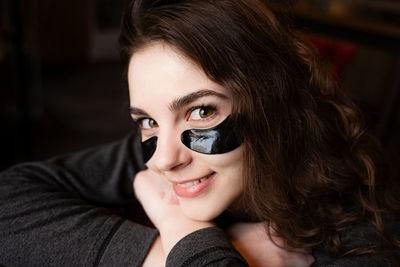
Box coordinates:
[0,134,158,266]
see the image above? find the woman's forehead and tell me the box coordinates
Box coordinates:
[128,43,228,108]
[128,43,194,77]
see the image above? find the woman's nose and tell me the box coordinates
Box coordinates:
[150,130,191,172]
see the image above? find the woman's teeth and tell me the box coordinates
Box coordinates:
[177,176,209,188]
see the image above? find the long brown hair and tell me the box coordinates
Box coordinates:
[119,0,400,261]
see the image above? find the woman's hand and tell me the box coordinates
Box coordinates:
[226,222,314,267]
[134,169,214,254]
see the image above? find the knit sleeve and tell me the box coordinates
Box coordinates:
[166,227,248,266]
[0,134,158,267]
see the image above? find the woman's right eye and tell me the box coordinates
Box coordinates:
[138,118,158,129]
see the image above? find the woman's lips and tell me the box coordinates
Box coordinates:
[172,172,215,198]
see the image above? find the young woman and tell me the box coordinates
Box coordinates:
[1,0,399,266]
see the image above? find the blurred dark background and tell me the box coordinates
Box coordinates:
[1,0,400,171]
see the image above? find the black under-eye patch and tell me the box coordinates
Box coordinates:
[180,116,241,154]
[141,116,242,163]
[141,136,157,163]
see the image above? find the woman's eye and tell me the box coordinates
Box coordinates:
[138,118,158,129]
[189,106,216,120]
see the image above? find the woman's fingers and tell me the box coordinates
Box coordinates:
[133,169,179,228]
[134,169,214,254]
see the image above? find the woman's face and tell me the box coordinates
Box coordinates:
[128,43,244,221]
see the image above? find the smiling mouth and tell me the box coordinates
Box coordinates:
[177,172,214,188]
[173,172,216,198]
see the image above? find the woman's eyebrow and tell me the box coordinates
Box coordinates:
[129,89,227,116]
[129,107,149,116]
[169,89,227,112]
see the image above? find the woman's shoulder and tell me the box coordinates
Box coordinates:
[311,220,400,266]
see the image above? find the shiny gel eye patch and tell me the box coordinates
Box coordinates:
[141,116,242,162]
[141,136,158,163]
[181,116,242,154]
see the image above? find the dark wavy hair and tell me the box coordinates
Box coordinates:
[119,0,400,261]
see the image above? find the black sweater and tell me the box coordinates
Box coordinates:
[0,134,397,266]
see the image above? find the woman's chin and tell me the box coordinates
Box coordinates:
[180,205,224,222]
